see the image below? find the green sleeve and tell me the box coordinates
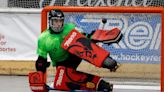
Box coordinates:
[36,35,47,59]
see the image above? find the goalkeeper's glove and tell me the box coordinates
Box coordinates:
[90,28,122,45]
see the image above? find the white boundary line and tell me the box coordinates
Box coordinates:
[0,8,41,13]
[114,85,160,90]
[110,81,160,85]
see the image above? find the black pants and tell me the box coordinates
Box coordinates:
[56,54,82,69]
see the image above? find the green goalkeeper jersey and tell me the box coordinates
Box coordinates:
[37,23,75,66]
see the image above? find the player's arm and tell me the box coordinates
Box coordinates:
[29,42,50,92]
[35,35,50,73]
[29,55,50,92]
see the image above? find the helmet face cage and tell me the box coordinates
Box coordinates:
[49,9,64,33]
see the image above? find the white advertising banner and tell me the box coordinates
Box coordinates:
[0,11,161,64]
[0,13,40,60]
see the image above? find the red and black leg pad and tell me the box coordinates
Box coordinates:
[92,28,122,43]
[29,71,48,92]
[54,66,101,91]
[61,29,109,67]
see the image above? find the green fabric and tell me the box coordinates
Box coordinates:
[37,23,75,66]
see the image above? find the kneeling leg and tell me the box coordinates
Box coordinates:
[54,66,113,91]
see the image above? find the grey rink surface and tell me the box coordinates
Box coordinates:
[0,75,160,92]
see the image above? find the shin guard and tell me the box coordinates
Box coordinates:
[62,29,109,67]
[97,79,113,92]
[54,66,100,91]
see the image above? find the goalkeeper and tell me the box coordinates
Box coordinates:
[35,9,121,92]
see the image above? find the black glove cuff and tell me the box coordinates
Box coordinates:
[35,56,49,73]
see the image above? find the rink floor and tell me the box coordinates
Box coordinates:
[0,75,160,92]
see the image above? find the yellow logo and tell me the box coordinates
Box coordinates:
[86,82,95,89]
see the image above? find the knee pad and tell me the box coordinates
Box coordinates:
[54,66,100,91]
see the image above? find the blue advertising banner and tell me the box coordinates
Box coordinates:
[65,13,161,64]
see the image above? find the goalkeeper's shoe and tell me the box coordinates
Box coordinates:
[97,79,113,92]
[102,57,120,72]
